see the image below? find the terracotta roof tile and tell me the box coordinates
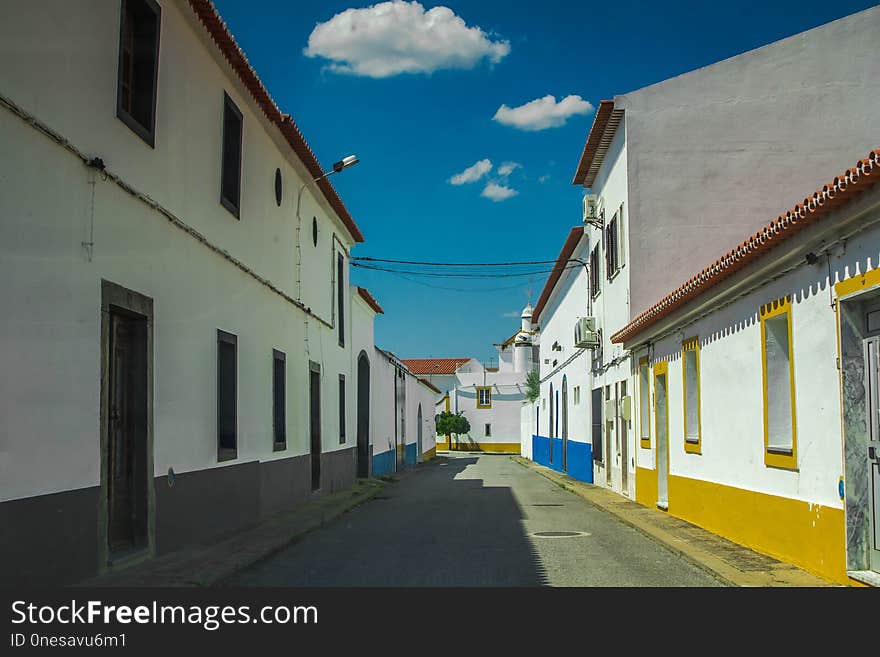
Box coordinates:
[572,100,624,187]
[532,226,585,325]
[356,286,384,314]
[401,358,473,375]
[611,149,880,344]
[187,1,364,243]
[417,378,441,393]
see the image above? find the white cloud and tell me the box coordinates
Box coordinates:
[492,94,594,131]
[497,161,521,177]
[482,182,518,202]
[304,1,511,78]
[502,310,521,318]
[449,159,492,185]
[538,174,550,184]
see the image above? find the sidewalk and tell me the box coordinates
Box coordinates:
[512,456,834,587]
[81,477,388,587]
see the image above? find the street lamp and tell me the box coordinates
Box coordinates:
[295,155,360,301]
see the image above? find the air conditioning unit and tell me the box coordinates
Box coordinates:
[574,317,600,349]
[583,194,598,222]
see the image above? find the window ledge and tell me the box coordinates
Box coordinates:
[272,442,287,453]
[608,267,622,283]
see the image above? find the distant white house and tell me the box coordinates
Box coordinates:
[404,305,536,453]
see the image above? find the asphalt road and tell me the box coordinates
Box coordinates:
[228,453,723,587]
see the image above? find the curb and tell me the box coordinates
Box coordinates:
[511,456,826,587]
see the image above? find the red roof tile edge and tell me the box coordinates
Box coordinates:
[356,286,384,314]
[400,358,473,375]
[571,100,615,187]
[417,378,441,394]
[187,1,364,243]
[611,149,880,344]
[532,226,585,325]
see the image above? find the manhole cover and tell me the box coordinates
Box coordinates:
[531,531,590,538]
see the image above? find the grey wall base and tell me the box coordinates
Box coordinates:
[1,447,357,586]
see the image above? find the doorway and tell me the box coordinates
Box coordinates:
[655,363,669,510]
[620,380,628,494]
[309,362,322,491]
[417,404,423,464]
[605,385,612,486]
[100,280,153,569]
[862,337,880,572]
[357,352,370,478]
[561,376,568,471]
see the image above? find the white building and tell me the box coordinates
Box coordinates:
[613,150,880,586]
[370,349,439,475]
[406,307,536,453]
[525,5,880,499]
[0,0,378,586]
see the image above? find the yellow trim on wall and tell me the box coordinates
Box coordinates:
[635,467,847,583]
[760,296,798,470]
[653,361,669,508]
[635,466,657,507]
[422,446,436,461]
[670,475,846,584]
[638,357,651,449]
[833,266,880,298]
[448,441,520,454]
[476,386,492,409]
[681,337,702,455]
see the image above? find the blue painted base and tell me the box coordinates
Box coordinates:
[405,442,418,466]
[372,450,395,477]
[531,435,593,483]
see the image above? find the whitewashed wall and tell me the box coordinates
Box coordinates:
[0,0,359,502]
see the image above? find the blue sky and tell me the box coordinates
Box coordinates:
[213,0,876,364]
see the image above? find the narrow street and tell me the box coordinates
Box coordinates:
[229,454,723,587]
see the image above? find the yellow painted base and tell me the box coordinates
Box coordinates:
[436,439,450,451]
[634,467,848,584]
[448,442,520,454]
[422,446,436,461]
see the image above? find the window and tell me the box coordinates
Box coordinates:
[591,387,603,462]
[476,386,492,409]
[337,253,345,348]
[116,0,161,146]
[339,374,346,444]
[682,338,701,454]
[761,296,797,469]
[617,202,626,268]
[273,350,286,451]
[217,330,237,461]
[639,357,650,448]
[220,92,243,217]
[589,243,601,298]
[573,386,581,405]
[485,423,492,437]
[605,211,619,278]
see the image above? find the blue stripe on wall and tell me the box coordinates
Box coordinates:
[531,435,593,483]
[405,442,418,465]
[372,450,395,477]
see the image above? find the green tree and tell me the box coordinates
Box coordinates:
[525,368,540,403]
[435,411,471,449]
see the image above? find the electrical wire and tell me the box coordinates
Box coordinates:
[352,262,584,279]
[354,256,566,267]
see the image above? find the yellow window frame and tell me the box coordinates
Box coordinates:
[476,386,492,409]
[681,337,702,455]
[760,296,797,470]
[653,360,669,474]
[639,356,651,448]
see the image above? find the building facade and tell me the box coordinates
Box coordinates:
[614,151,879,586]
[0,0,372,585]
[525,5,879,501]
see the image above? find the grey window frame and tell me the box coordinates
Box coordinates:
[116,0,161,147]
[220,92,243,218]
